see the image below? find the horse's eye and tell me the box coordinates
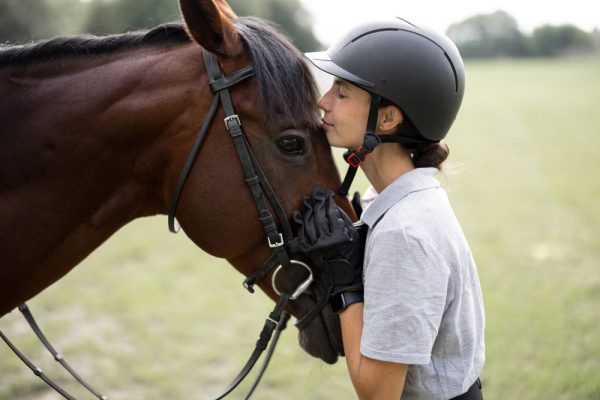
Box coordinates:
[277,136,306,156]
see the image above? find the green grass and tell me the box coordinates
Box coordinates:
[1,56,599,399]
[447,57,600,399]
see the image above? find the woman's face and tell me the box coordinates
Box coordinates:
[318,78,371,149]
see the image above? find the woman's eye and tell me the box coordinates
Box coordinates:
[277,136,306,156]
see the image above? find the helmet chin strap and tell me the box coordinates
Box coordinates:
[337,95,438,197]
[338,94,381,196]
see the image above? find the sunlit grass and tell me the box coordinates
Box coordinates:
[1,56,599,399]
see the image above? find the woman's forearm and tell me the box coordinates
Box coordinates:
[339,303,408,399]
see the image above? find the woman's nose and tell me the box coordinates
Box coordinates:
[317,92,329,111]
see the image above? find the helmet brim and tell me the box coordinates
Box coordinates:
[305,51,375,89]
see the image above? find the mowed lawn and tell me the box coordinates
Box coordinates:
[1,56,599,399]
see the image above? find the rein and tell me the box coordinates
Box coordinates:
[0,305,108,400]
[1,50,324,399]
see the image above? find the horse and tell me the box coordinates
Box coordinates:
[0,0,353,366]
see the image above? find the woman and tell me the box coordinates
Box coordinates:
[303,18,485,399]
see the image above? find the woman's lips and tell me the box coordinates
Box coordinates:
[321,119,333,129]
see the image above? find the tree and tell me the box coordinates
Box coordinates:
[0,0,55,44]
[593,29,600,53]
[530,24,594,57]
[0,0,321,51]
[82,0,321,51]
[228,0,321,51]
[82,0,181,36]
[446,10,529,58]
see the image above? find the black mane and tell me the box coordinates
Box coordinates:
[0,17,319,131]
[0,23,190,68]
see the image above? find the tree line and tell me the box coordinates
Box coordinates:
[0,0,321,52]
[1,2,597,58]
[446,10,599,58]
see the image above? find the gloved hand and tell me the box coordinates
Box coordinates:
[291,187,364,299]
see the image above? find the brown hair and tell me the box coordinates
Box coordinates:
[411,142,449,169]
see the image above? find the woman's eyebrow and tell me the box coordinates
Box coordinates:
[333,78,349,88]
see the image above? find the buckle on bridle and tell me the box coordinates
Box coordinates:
[268,233,284,248]
[271,260,313,300]
[224,114,241,129]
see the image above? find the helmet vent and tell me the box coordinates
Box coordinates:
[350,28,398,44]
[444,52,459,92]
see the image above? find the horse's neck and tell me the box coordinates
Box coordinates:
[0,45,204,313]
[5,45,205,203]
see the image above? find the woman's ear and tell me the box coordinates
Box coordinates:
[378,105,404,132]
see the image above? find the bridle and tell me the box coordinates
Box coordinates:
[168,50,322,398]
[168,51,298,292]
[0,51,327,399]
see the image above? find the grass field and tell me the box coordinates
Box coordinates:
[1,56,599,399]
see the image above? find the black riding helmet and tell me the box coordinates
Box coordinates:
[306,17,465,144]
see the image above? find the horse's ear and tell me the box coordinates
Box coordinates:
[213,0,237,20]
[179,0,243,58]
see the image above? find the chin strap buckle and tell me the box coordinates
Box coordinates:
[344,132,381,168]
[345,149,364,168]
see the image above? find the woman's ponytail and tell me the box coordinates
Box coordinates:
[411,142,449,169]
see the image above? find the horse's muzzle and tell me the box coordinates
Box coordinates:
[293,287,343,364]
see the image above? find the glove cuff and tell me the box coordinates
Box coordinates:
[330,290,364,314]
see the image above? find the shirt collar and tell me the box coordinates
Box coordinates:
[361,167,440,227]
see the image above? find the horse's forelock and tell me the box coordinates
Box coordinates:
[233,17,320,133]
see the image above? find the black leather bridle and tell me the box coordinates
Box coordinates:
[168,51,298,292]
[1,51,325,400]
[167,50,319,399]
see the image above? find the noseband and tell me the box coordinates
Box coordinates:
[0,51,326,400]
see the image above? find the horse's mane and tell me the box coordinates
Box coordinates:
[0,23,190,68]
[0,17,319,131]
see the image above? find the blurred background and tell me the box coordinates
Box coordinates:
[1,0,599,399]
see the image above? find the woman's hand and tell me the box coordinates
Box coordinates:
[291,187,363,299]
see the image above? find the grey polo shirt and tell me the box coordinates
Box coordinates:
[360,167,485,400]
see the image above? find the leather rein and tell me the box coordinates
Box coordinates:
[0,51,327,399]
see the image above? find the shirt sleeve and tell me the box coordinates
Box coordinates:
[360,227,452,365]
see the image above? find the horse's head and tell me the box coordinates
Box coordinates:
[171,0,354,364]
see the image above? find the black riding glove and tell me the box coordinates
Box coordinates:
[291,187,364,302]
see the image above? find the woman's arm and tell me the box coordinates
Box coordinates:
[340,303,408,399]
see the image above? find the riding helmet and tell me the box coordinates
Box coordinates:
[306,17,465,143]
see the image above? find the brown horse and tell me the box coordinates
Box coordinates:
[0,0,352,364]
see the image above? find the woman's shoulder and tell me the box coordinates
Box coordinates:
[382,185,450,225]
[371,187,462,248]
